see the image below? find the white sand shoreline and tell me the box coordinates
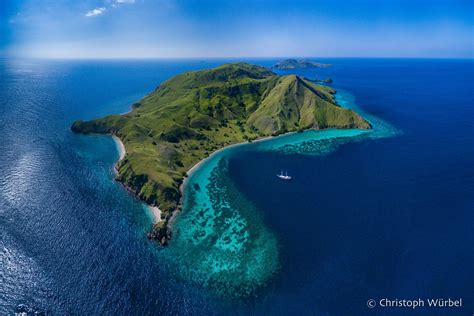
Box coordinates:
[173,133,284,226]
[112,135,126,162]
[183,134,279,185]
[149,206,162,223]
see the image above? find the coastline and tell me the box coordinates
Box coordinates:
[112,135,126,162]
[110,126,373,242]
[112,135,162,223]
[174,125,375,226]
[174,128,351,224]
[176,134,279,215]
[182,134,277,188]
[149,206,162,223]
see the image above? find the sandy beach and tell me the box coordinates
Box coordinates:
[183,133,280,186]
[149,206,162,223]
[112,135,126,162]
[172,133,283,225]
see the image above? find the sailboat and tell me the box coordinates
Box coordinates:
[277,170,292,180]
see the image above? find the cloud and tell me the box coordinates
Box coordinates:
[86,0,135,18]
[85,7,106,17]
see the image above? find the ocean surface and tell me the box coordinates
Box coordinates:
[0,58,473,315]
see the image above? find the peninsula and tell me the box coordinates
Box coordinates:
[272,58,332,69]
[71,63,370,244]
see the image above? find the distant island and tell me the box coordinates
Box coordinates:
[308,77,333,84]
[272,58,332,69]
[71,63,370,244]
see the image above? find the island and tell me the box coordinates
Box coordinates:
[311,77,333,84]
[71,62,370,244]
[271,58,332,69]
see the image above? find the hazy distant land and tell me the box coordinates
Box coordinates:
[272,59,332,69]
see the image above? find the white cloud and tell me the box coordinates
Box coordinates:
[115,0,136,3]
[85,7,106,17]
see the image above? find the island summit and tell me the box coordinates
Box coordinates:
[71,63,370,244]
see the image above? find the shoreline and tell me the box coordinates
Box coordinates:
[112,135,163,223]
[112,126,371,238]
[174,128,358,225]
[180,126,360,192]
[174,134,280,224]
[149,206,162,223]
[111,125,372,238]
[112,135,126,162]
[181,134,277,189]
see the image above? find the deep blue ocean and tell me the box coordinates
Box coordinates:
[0,58,473,315]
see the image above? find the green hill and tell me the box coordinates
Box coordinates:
[71,62,370,243]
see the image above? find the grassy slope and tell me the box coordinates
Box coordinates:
[71,63,370,238]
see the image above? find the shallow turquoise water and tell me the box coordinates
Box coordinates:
[165,89,397,297]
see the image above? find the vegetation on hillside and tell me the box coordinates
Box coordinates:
[72,62,370,244]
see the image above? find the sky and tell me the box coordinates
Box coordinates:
[0,0,473,58]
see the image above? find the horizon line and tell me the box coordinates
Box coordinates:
[2,55,473,60]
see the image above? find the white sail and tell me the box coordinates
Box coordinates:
[277,170,292,180]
